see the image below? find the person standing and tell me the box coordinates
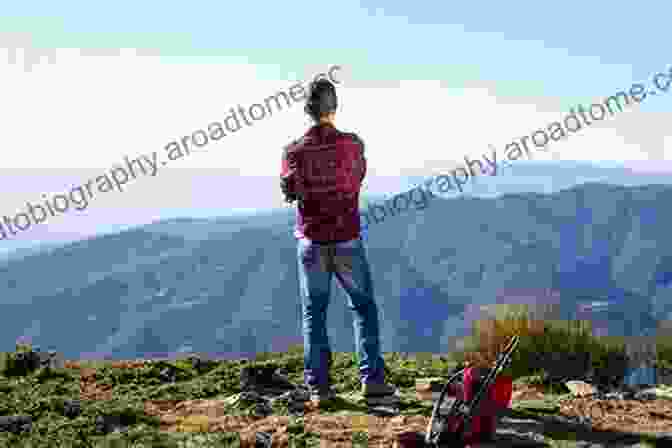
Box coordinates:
[280,78,397,404]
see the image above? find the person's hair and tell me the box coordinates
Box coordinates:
[304,78,338,122]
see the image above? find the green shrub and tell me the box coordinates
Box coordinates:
[454,304,630,384]
[656,337,672,368]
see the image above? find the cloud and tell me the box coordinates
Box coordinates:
[1,44,671,242]
[3,46,670,176]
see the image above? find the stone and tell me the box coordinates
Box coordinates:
[270,388,309,408]
[222,394,242,407]
[255,431,272,448]
[239,390,264,402]
[415,377,445,393]
[12,350,41,375]
[287,400,305,416]
[63,399,82,419]
[47,350,65,369]
[565,380,597,397]
[367,405,400,417]
[363,391,401,407]
[34,350,65,370]
[604,391,627,400]
[158,367,177,383]
[254,401,273,417]
[240,365,276,390]
[0,415,32,434]
[188,355,217,374]
[240,365,294,394]
[634,386,672,401]
[416,377,456,401]
[95,415,128,435]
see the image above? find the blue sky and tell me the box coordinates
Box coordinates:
[0,1,670,245]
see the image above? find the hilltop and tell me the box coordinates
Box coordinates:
[2,306,672,447]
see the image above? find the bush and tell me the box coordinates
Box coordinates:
[656,337,672,369]
[454,304,630,385]
[1,350,41,378]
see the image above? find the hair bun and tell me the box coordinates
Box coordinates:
[305,79,337,121]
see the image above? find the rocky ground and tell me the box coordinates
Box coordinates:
[2,351,672,447]
[73,360,672,447]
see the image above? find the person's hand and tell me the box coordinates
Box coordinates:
[280,177,299,204]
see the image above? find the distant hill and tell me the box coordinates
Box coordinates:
[1,182,671,359]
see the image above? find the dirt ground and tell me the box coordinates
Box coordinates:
[66,361,672,447]
[557,394,672,434]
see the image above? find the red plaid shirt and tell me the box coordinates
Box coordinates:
[280,123,366,242]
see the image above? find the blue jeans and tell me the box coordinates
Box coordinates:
[297,236,386,388]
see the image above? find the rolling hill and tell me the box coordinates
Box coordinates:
[1,182,671,360]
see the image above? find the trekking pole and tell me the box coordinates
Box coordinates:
[424,366,467,446]
[425,334,519,446]
[460,334,519,437]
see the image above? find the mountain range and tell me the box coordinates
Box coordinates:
[2,180,672,360]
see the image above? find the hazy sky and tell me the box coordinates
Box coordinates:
[1,1,670,245]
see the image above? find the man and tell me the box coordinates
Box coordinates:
[280,78,397,404]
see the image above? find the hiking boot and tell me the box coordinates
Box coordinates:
[361,382,398,398]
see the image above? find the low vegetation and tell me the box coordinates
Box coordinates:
[1,305,671,446]
[455,304,672,390]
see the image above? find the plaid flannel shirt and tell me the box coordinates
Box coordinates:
[280,123,366,242]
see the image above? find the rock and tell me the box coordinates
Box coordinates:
[94,415,109,434]
[158,366,177,383]
[417,391,445,402]
[240,365,275,390]
[658,367,672,386]
[634,386,672,401]
[287,400,305,416]
[236,390,274,417]
[230,375,309,417]
[270,388,308,407]
[0,415,32,434]
[416,378,457,401]
[11,350,41,376]
[240,390,264,402]
[95,415,128,434]
[367,405,400,417]
[255,431,272,448]
[223,393,242,406]
[188,355,217,374]
[240,365,294,394]
[415,377,445,393]
[47,350,65,369]
[565,380,598,397]
[603,391,627,400]
[289,386,310,403]
[62,399,82,419]
[563,414,593,427]
[364,392,401,407]
[254,401,273,417]
[32,350,65,370]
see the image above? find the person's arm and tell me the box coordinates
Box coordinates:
[345,132,367,183]
[355,134,367,183]
[280,144,299,204]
